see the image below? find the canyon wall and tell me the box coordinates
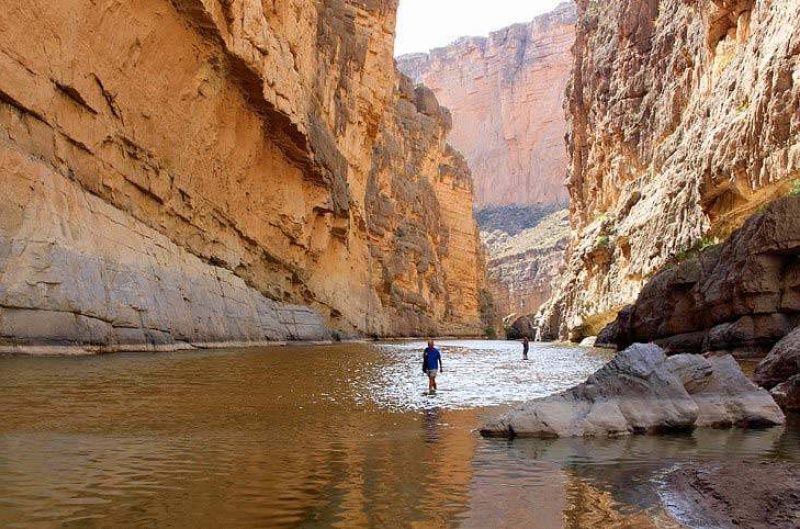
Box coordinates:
[481,209,569,319]
[599,196,800,358]
[537,0,800,341]
[397,2,576,208]
[0,0,486,352]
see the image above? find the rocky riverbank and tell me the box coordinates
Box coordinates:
[664,461,800,529]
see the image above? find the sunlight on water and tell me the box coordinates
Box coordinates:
[368,340,611,410]
[0,340,797,529]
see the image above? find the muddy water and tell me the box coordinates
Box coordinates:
[0,340,798,529]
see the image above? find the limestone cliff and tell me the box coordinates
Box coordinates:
[481,209,569,319]
[0,0,485,352]
[537,0,800,341]
[397,2,576,208]
[599,196,800,358]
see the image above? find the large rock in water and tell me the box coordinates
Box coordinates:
[481,344,784,438]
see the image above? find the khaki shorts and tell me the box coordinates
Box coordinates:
[426,369,438,379]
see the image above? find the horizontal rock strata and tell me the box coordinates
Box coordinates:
[537,0,800,341]
[481,208,569,319]
[0,0,487,351]
[481,343,784,438]
[599,196,800,358]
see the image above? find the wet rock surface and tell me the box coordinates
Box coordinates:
[481,344,784,438]
[664,461,800,529]
[599,197,800,357]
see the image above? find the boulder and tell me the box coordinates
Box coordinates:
[481,344,784,438]
[754,326,800,389]
[771,375,800,411]
[666,354,785,428]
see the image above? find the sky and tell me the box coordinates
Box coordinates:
[394,0,564,56]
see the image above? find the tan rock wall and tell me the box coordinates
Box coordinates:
[0,0,485,350]
[481,209,569,319]
[537,0,800,340]
[397,2,576,208]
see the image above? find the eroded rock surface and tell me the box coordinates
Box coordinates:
[397,2,576,208]
[0,0,486,352]
[481,344,784,438]
[537,0,800,341]
[598,197,800,358]
[754,326,800,410]
[481,208,569,319]
[665,462,800,529]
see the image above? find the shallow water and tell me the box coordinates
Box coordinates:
[0,340,797,529]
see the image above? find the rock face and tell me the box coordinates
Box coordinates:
[481,208,569,319]
[665,462,800,529]
[754,326,800,410]
[397,2,576,208]
[0,0,486,352]
[481,344,784,438]
[598,196,800,358]
[537,0,800,341]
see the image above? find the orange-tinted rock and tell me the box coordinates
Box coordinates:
[537,0,800,341]
[0,0,486,352]
[397,2,576,208]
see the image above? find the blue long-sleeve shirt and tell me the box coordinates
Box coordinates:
[423,347,441,370]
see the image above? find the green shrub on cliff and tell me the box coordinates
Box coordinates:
[791,179,800,196]
[596,234,610,249]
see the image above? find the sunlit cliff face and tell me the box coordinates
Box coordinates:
[536,0,800,341]
[0,0,486,350]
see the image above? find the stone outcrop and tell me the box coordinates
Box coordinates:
[0,0,486,352]
[754,326,800,410]
[480,343,784,438]
[365,81,487,336]
[481,209,569,318]
[537,0,800,341]
[397,2,576,208]
[665,462,800,529]
[598,196,800,358]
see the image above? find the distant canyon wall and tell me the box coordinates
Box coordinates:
[0,0,486,352]
[537,0,800,341]
[481,209,569,319]
[397,2,576,209]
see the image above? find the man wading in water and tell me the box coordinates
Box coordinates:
[522,337,530,361]
[422,339,443,394]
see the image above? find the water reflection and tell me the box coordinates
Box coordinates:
[0,341,797,529]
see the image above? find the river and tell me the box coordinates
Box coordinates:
[1,340,798,528]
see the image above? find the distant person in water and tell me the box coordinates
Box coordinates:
[422,339,442,393]
[522,337,530,361]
